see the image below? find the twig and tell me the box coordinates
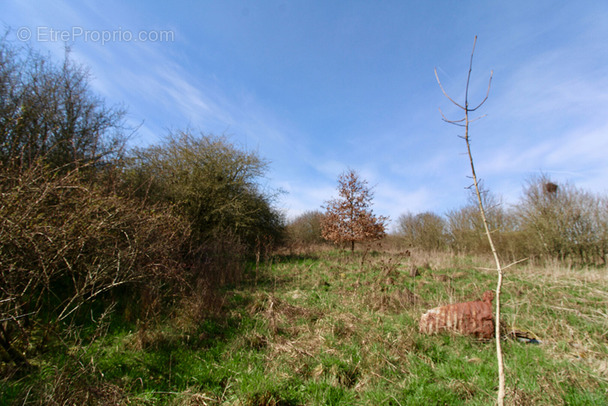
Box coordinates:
[503,258,529,270]
[389,396,404,406]
[0,311,36,323]
[370,370,398,385]
[476,257,529,272]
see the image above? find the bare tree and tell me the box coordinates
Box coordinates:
[287,210,326,246]
[321,169,388,252]
[517,174,608,264]
[446,183,514,256]
[435,36,508,405]
[0,38,126,173]
[397,211,447,251]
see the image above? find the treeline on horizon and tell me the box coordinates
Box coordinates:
[289,177,608,265]
[1,35,607,375]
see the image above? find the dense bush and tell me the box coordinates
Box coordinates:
[0,38,140,368]
[0,39,285,373]
[123,131,285,251]
[0,162,190,367]
[516,175,608,263]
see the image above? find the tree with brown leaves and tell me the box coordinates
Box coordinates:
[321,169,388,252]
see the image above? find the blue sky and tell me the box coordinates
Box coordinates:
[3,1,608,229]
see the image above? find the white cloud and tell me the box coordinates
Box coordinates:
[374,182,434,222]
[278,182,335,220]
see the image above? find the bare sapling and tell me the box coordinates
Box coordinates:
[434,36,506,405]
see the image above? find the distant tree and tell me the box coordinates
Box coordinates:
[516,174,608,263]
[287,210,325,246]
[398,211,447,251]
[321,169,388,252]
[445,184,512,255]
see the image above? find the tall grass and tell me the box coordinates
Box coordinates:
[2,246,607,405]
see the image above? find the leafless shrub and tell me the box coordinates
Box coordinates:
[0,161,189,367]
[445,183,514,255]
[397,211,448,251]
[516,174,608,264]
[0,37,127,173]
[286,210,326,247]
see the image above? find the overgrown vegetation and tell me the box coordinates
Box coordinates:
[0,161,190,367]
[0,37,284,389]
[285,210,326,248]
[0,37,125,173]
[2,35,608,405]
[124,130,284,250]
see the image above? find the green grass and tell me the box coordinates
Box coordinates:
[2,248,608,404]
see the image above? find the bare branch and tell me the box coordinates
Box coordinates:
[434,68,465,110]
[503,257,529,270]
[469,114,488,123]
[436,35,493,116]
[0,312,36,323]
[470,70,494,112]
[439,107,467,127]
[464,35,477,109]
[476,258,529,272]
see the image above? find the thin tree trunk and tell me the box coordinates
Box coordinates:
[464,107,506,406]
[435,36,505,405]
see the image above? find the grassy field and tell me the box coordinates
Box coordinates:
[3,247,608,405]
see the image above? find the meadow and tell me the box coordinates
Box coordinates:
[4,246,607,405]
[3,29,608,406]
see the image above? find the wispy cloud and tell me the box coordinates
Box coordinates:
[278,182,335,219]
[7,0,608,224]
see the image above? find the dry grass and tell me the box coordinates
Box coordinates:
[227,247,608,404]
[4,246,607,404]
[502,261,608,385]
